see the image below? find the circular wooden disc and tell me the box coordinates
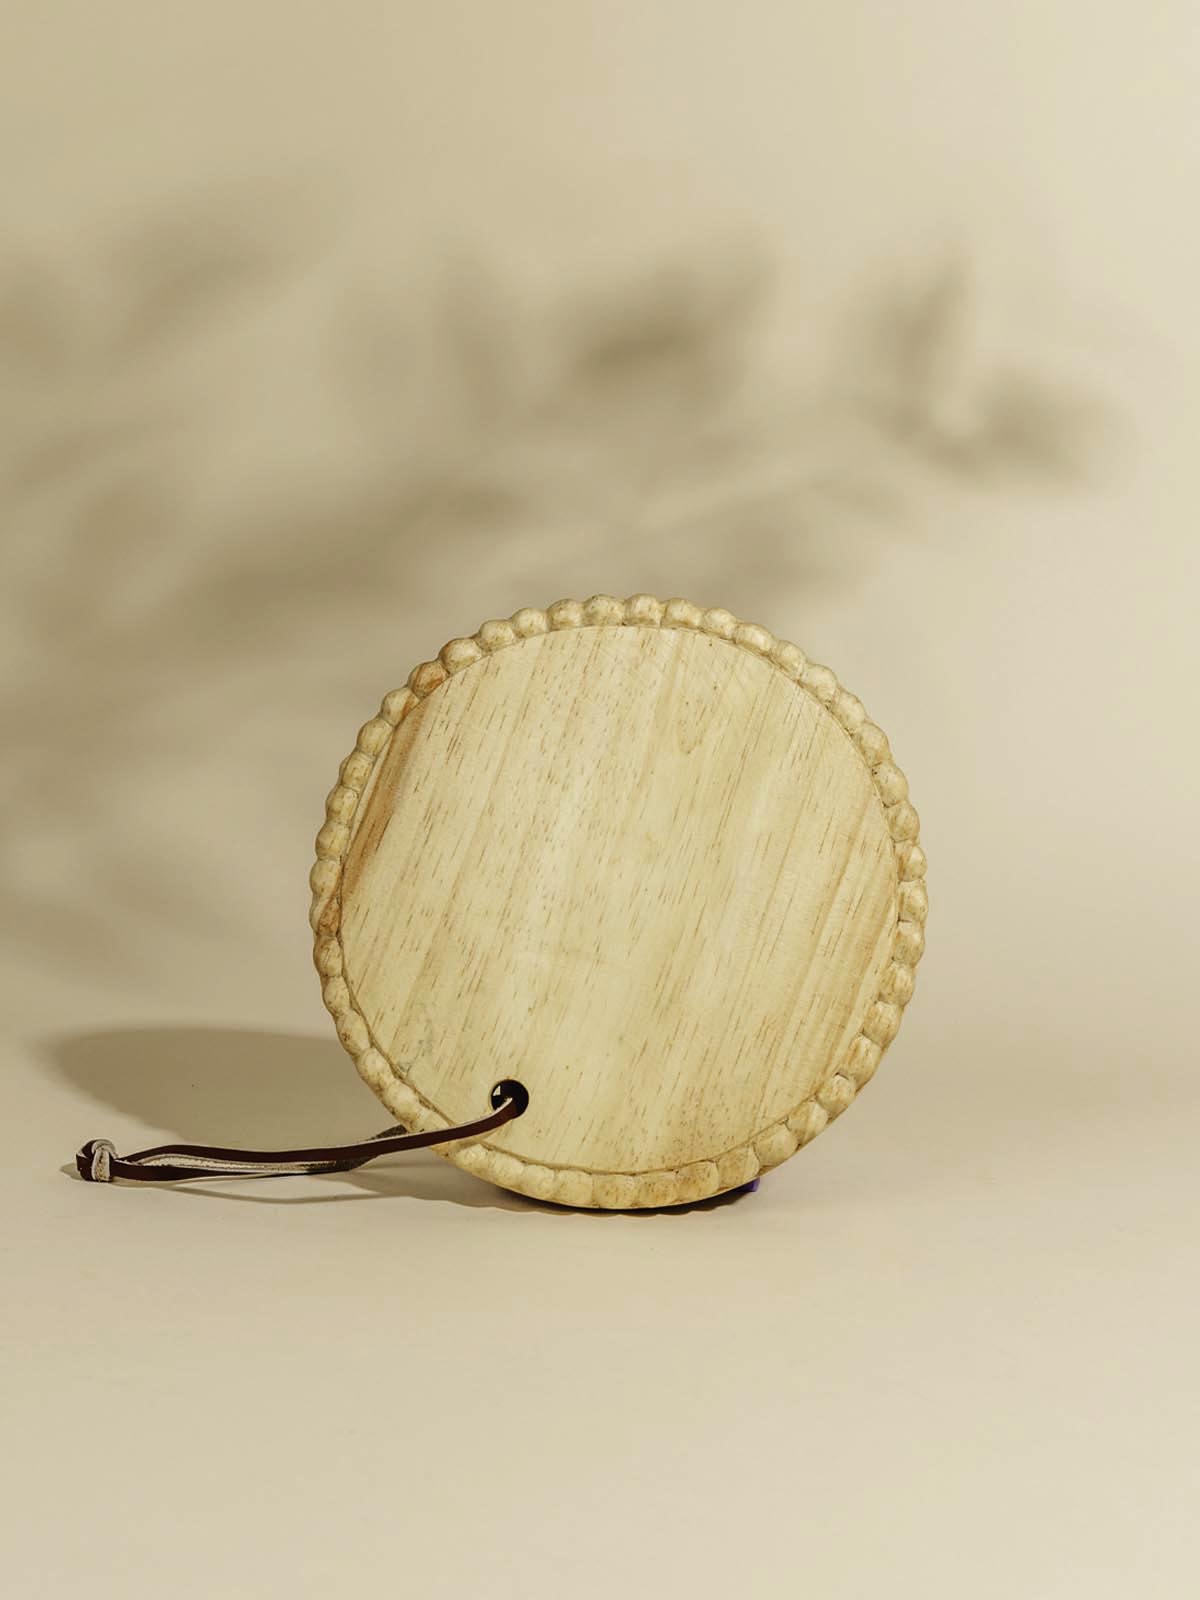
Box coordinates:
[311,597,927,1208]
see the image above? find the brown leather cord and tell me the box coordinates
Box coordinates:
[75,1079,530,1184]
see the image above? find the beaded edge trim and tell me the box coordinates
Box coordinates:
[310,595,928,1209]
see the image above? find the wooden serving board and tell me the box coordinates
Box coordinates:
[311,596,926,1209]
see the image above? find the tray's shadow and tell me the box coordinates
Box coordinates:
[45,1024,753,1215]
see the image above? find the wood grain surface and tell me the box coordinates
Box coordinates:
[312,597,926,1208]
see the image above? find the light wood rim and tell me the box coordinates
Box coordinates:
[310,595,927,1208]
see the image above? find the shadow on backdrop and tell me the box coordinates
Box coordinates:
[2,180,1120,993]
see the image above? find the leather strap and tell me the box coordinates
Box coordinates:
[76,1079,530,1184]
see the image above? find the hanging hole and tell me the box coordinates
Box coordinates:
[490,1079,530,1116]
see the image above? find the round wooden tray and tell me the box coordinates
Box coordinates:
[311,596,926,1209]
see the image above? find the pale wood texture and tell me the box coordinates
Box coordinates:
[312,597,926,1208]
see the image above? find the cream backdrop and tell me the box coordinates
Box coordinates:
[2,5,1197,1597]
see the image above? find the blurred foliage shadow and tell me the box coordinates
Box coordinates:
[1,181,1118,985]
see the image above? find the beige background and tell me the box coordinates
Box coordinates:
[2,4,1197,1596]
